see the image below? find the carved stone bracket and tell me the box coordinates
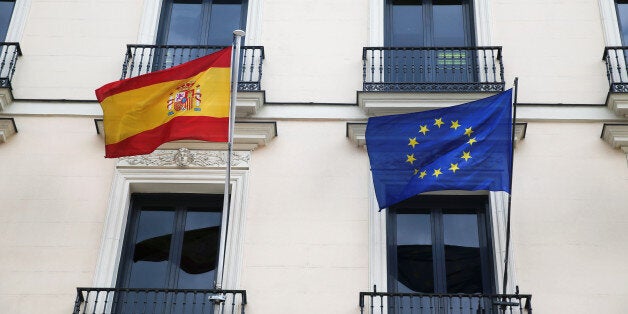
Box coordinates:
[117,148,251,169]
[601,124,628,164]
[0,118,17,143]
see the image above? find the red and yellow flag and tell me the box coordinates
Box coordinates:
[95,47,232,158]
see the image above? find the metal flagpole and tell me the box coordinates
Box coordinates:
[502,77,518,295]
[215,29,245,290]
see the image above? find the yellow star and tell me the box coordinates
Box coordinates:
[449,163,460,173]
[434,118,444,128]
[419,170,427,179]
[464,127,474,137]
[406,154,416,164]
[432,168,442,178]
[419,125,430,135]
[450,120,461,130]
[413,168,419,175]
[461,151,472,161]
[468,137,477,145]
[408,137,419,148]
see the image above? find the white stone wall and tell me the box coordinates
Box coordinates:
[0,117,115,312]
[512,122,628,313]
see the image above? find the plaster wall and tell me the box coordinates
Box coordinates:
[0,116,115,313]
[9,0,144,100]
[512,122,628,313]
[242,120,370,313]
[492,0,609,104]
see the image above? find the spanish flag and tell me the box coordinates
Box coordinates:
[95,47,232,158]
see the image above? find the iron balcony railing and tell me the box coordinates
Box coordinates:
[0,42,22,89]
[363,47,504,92]
[602,46,628,93]
[121,44,265,91]
[73,287,247,314]
[359,291,532,314]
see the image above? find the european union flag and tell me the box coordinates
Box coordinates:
[366,89,513,209]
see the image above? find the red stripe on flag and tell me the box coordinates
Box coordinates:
[95,47,232,102]
[104,116,229,158]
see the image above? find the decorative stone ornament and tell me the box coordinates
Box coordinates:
[118,149,251,169]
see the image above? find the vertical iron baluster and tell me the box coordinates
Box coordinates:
[490,48,497,84]
[137,47,146,77]
[121,47,131,79]
[146,47,154,74]
[81,290,91,314]
[427,50,432,84]
[498,47,504,85]
[0,45,7,80]
[378,49,383,85]
[473,49,479,84]
[257,48,264,90]
[190,291,197,314]
[181,291,187,314]
[231,292,237,314]
[605,49,612,88]
[128,47,137,77]
[91,290,100,314]
[615,48,622,83]
[362,49,367,87]
[241,47,248,85]
[482,48,489,84]
[411,48,416,83]
[457,295,462,314]
[379,294,384,314]
[419,49,424,85]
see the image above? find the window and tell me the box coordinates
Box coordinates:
[157,0,247,46]
[384,0,476,84]
[0,0,15,41]
[387,195,494,295]
[616,1,628,44]
[115,193,224,311]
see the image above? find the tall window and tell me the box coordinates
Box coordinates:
[116,193,224,311]
[386,0,474,47]
[384,0,475,84]
[157,0,247,46]
[616,1,628,44]
[387,195,494,295]
[0,0,15,41]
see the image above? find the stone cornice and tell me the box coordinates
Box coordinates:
[346,122,527,147]
[601,123,628,154]
[0,118,17,143]
[95,119,276,151]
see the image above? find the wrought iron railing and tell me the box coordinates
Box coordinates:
[602,46,628,93]
[0,42,22,89]
[363,47,504,92]
[121,45,265,91]
[359,291,532,314]
[73,287,247,314]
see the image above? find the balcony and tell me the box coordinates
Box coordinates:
[603,46,628,117]
[73,287,247,314]
[121,44,264,92]
[359,291,532,314]
[0,42,22,110]
[359,47,504,116]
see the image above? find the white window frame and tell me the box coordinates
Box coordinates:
[4,0,31,42]
[92,151,250,290]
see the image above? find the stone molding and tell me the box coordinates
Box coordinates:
[0,118,17,143]
[601,123,628,156]
[117,148,251,169]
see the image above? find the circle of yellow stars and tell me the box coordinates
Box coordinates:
[405,116,479,180]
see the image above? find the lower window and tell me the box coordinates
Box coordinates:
[387,195,495,295]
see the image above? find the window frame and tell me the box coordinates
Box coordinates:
[386,195,495,294]
[0,0,16,41]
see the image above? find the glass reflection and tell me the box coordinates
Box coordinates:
[396,213,434,293]
[618,2,628,45]
[166,0,203,45]
[207,0,243,46]
[443,213,482,293]
[177,209,222,289]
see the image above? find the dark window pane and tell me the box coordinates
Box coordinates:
[391,0,423,46]
[0,1,15,41]
[176,209,222,289]
[166,0,203,45]
[207,0,243,46]
[128,209,176,288]
[433,0,465,46]
[396,213,434,293]
[618,2,628,44]
[443,213,483,293]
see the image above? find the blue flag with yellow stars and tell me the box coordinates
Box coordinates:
[366,89,513,209]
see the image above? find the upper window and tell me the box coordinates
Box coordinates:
[386,0,474,47]
[157,0,248,46]
[0,0,15,41]
[387,195,494,296]
[616,1,628,44]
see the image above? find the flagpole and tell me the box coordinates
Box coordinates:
[216,29,245,290]
[502,77,518,295]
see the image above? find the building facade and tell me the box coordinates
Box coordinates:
[0,0,627,313]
